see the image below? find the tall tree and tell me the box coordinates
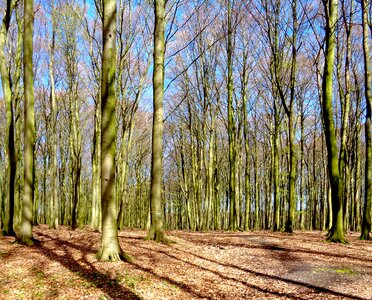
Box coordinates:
[0,0,17,237]
[145,0,171,242]
[96,0,129,261]
[49,0,58,230]
[284,0,298,233]
[360,0,371,240]
[227,0,237,230]
[17,0,35,245]
[85,9,102,231]
[322,0,345,243]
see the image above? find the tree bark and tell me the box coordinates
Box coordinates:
[97,0,130,261]
[145,0,171,242]
[18,0,35,245]
[49,0,58,230]
[360,0,371,240]
[227,0,237,231]
[322,0,345,243]
[0,0,17,237]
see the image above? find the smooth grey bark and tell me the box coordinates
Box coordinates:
[145,0,172,242]
[17,0,35,245]
[0,0,17,237]
[322,0,346,243]
[96,0,130,261]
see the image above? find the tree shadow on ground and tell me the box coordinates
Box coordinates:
[132,243,306,299]
[35,232,140,300]
[130,262,215,299]
[131,240,368,300]
[37,231,219,300]
[173,245,368,300]
[172,232,372,263]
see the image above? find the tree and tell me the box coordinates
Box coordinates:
[145,0,171,242]
[84,6,102,231]
[322,0,345,243]
[360,0,371,240]
[226,0,238,231]
[49,0,58,230]
[0,0,17,237]
[96,0,130,261]
[17,0,35,245]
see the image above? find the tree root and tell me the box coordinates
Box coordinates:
[96,246,133,262]
[14,236,39,246]
[359,230,371,241]
[144,227,175,244]
[284,227,294,234]
[2,229,16,237]
[326,229,348,243]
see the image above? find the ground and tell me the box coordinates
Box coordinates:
[0,226,371,300]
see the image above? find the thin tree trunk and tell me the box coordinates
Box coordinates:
[49,0,58,229]
[91,95,102,231]
[299,102,305,229]
[273,114,280,231]
[227,0,237,230]
[13,9,23,229]
[146,0,171,242]
[339,0,352,233]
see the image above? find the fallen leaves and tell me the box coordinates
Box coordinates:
[0,226,371,299]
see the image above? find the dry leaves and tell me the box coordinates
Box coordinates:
[0,226,371,299]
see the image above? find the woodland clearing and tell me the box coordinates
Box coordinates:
[0,226,371,300]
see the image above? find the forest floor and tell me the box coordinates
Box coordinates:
[0,226,371,300]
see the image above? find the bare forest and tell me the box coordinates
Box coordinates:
[0,0,371,299]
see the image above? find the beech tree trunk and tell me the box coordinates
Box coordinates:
[146,0,170,242]
[49,0,58,230]
[0,0,16,237]
[322,0,345,243]
[227,0,237,231]
[97,0,130,261]
[18,0,35,245]
[360,0,371,240]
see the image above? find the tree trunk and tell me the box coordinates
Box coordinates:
[227,0,237,231]
[18,0,35,245]
[145,0,171,243]
[49,0,58,229]
[299,102,305,230]
[13,9,23,229]
[322,0,345,243]
[96,0,130,261]
[0,0,16,237]
[360,0,371,240]
[91,94,102,231]
[273,114,280,231]
[339,0,352,233]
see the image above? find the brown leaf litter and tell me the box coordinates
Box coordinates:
[0,226,371,299]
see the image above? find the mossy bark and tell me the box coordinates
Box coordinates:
[322,0,346,243]
[97,0,129,261]
[17,0,35,245]
[0,0,17,237]
[360,0,371,241]
[146,0,171,243]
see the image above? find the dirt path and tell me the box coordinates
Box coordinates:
[0,226,371,299]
